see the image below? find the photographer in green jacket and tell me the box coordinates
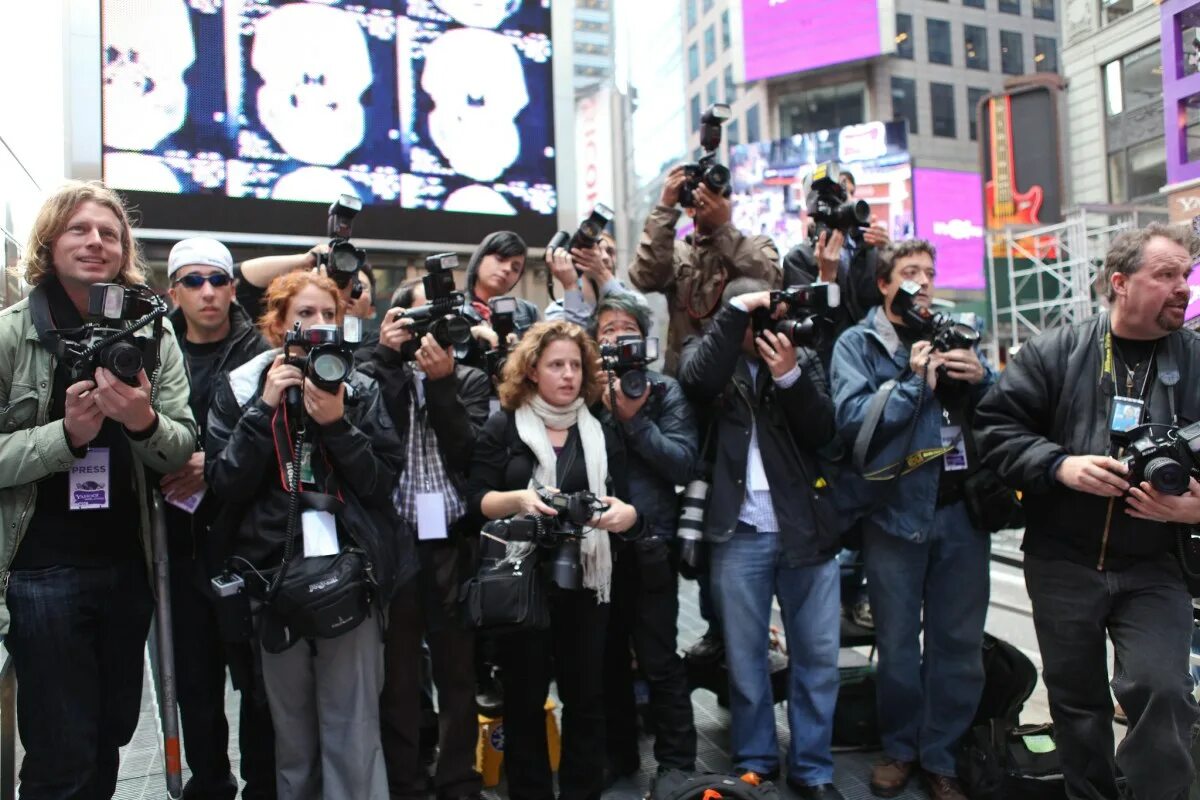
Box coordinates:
[0,181,196,798]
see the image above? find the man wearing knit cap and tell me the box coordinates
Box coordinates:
[162,236,278,800]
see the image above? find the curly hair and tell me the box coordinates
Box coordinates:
[497,320,604,411]
[257,271,345,347]
[17,181,147,287]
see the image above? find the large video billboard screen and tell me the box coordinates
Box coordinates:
[912,168,985,291]
[729,120,913,260]
[100,0,556,245]
[741,0,887,82]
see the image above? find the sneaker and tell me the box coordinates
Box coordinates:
[868,758,914,798]
[922,771,967,800]
[851,598,874,630]
[735,768,779,785]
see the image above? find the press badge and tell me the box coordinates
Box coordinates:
[940,426,969,472]
[69,448,110,510]
[302,510,339,557]
[1109,397,1145,436]
[166,488,206,515]
[416,492,449,541]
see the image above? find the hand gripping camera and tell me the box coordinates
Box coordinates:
[547,203,615,259]
[55,283,167,386]
[395,253,472,360]
[680,103,733,208]
[599,335,662,401]
[751,282,841,352]
[1117,421,1200,496]
[805,162,870,240]
[321,195,368,299]
[283,322,355,406]
[891,281,981,353]
[536,489,609,591]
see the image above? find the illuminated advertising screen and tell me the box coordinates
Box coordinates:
[100,0,556,245]
[912,168,985,291]
[1188,269,1200,324]
[729,120,913,260]
[740,0,889,82]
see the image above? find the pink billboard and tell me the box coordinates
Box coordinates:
[741,0,885,82]
[1188,267,1200,323]
[913,168,986,291]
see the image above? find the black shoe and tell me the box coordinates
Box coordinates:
[683,631,725,664]
[785,780,845,800]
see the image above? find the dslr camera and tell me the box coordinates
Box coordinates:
[395,253,473,360]
[55,283,167,386]
[806,162,870,240]
[680,103,732,208]
[320,195,367,300]
[891,281,981,354]
[283,322,355,405]
[536,488,610,591]
[600,335,662,401]
[547,203,615,266]
[1117,422,1200,496]
[751,282,841,351]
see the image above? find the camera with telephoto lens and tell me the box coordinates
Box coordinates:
[283,322,355,405]
[890,281,981,354]
[680,103,732,208]
[395,253,472,360]
[751,282,841,351]
[55,283,167,386]
[483,296,518,379]
[537,489,610,591]
[1117,422,1200,496]
[547,203,615,266]
[806,162,870,240]
[321,194,367,300]
[599,335,663,401]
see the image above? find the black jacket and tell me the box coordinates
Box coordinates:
[975,314,1200,570]
[204,350,414,594]
[783,237,881,367]
[678,303,840,566]
[596,374,697,539]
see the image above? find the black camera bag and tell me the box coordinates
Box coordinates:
[460,546,550,633]
[259,548,371,654]
[957,720,1067,800]
[649,770,780,800]
[963,467,1026,533]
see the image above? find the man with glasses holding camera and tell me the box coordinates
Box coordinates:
[976,223,1200,800]
[161,237,277,800]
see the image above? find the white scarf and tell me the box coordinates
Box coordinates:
[514,395,612,602]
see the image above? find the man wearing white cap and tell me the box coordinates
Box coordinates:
[162,237,277,800]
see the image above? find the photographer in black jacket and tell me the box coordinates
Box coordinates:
[592,294,699,779]
[975,223,1200,800]
[678,277,842,799]
[361,281,492,800]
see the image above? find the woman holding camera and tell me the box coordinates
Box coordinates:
[468,320,640,800]
[205,271,409,800]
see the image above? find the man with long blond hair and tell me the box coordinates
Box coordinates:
[0,180,196,797]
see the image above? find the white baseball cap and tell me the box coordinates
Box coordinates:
[167,237,234,279]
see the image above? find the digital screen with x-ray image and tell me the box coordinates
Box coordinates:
[99,0,557,246]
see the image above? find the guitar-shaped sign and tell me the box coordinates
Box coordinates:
[984,95,1044,230]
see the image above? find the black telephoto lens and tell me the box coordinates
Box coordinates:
[431,315,473,348]
[619,368,648,400]
[550,539,582,590]
[103,341,144,384]
[704,163,732,194]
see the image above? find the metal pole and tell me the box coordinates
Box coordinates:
[151,490,183,799]
[0,652,14,800]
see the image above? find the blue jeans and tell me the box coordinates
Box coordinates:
[710,525,840,785]
[863,501,989,776]
[5,561,154,800]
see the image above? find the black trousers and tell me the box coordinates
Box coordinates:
[169,554,277,800]
[1025,553,1198,800]
[498,585,609,800]
[603,540,696,773]
[381,541,481,800]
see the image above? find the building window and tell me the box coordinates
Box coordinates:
[1001,30,1024,75]
[968,86,989,140]
[746,103,761,144]
[927,18,952,65]
[1109,136,1167,201]
[892,76,918,134]
[690,94,701,130]
[687,0,697,30]
[931,82,956,137]
[721,9,731,50]
[964,24,989,70]
[703,0,713,11]
[688,43,699,81]
[704,25,716,66]
[999,0,1020,14]
[963,0,985,7]
[1034,36,1057,73]
[706,78,718,107]
[780,82,866,136]
[1103,0,1133,26]
[1104,43,1163,116]
[1032,0,1054,20]
[896,14,914,59]
[728,119,740,148]
[724,64,737,103]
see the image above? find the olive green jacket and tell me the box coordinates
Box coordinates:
[0,294,196,634]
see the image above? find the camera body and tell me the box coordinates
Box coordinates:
[546,203,615,278]
[322,194,367,299]
[680,103,732,209]
[57,283,166,386]
[1118,422,1200,496]
[536,489,609,591]
[600,335,662,401]
[891,281,981,354]
[284,323,355,399]
[396,253,472,359]
[751,282,841,351]
[805,162,870,240]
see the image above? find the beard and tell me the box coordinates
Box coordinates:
[1157,301,1188,332]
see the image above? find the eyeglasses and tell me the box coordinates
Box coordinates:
[173,273,232,289]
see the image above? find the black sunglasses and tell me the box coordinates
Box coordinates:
[174,273,232,289]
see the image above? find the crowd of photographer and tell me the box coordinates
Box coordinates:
[3,118,1200,800]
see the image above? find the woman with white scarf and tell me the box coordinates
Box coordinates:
[468,320,640,800]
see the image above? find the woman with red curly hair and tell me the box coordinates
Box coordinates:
[467,320,641,800]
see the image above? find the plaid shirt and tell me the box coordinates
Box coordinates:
[393,372,467,528]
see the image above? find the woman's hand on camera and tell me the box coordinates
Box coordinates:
[471,324,500,350]
[262,354,304,408]
[379,310,415,353]
[518,488,557,517]
[415,334,455,380]
[592,496,638,533]
[304,379,345,426]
